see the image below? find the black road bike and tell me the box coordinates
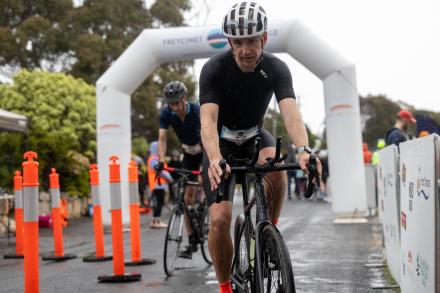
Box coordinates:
[217,137,320,293]
[158,165,212,277]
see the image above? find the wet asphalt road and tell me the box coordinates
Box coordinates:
[0,198,398,293]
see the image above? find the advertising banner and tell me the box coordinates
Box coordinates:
[365,165,377,213]
[378,145,401,284]
[400,135,437,293]
[377,163,384,223]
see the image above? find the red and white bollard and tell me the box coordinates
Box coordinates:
[125,160,155,266]
[42,168,76,261]
[22,151,40,293]
[83,164,112,262]
[4,171,24,259]
[97,156,141,283]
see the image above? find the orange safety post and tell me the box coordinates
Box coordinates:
[4,171,25,259]
[97,156,141,283]
[125,161,156,266]
[83,164,112,262]
[22,151,40,293]
[42,168,76,262]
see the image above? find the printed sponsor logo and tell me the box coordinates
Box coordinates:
[401,211,406,230]
[207,28,227,49]
[162,36,203,46]
[260,69,268,79]
[329,103,353,112]
[416,165,430,200]
[416,253,429,286]
[402,251,406,276]
[386,173,393,187]
[99,123,122,130]
[401,163,406,186]
[409,182,414,211]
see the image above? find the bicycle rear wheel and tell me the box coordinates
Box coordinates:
[163,206,184,277]
[200,203,212,265]
[232,215,254,293]
[257,224,295,293]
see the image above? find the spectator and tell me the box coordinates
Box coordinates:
[385,109,417,146]
[371,138,385,166]
[363,143,372,164]
[147,141,173,229]
[316,150,329,200]
[285,144,297,200]
[132,155,147,207]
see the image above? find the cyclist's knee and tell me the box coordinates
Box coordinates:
[210,206,232,235]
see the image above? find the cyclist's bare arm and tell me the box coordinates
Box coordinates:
[279,98,309,169]
[158,128,167,162]
[200,103,226,190]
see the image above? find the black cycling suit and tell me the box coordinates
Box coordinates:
[160,102,202,179]
[199,50,296,206]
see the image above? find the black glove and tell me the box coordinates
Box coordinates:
[154,161,164,172]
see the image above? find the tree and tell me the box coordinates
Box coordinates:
[263,105,318,154]
[0,70,96,196]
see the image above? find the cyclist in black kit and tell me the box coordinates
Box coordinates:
[199,2,315,293]
[158,81,203,258]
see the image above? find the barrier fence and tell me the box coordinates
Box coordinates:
[378,145,401,284]
[377,134,439,293]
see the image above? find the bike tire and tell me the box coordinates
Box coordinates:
[232,214,255,293]
[200,203,212,265]
[163,206,184,277]
[257,224,296,293]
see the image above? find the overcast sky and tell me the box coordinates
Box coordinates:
[188,0,440,133]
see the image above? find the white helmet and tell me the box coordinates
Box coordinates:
[222,2,267,39]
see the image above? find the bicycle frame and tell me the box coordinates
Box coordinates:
[232,171,278,292]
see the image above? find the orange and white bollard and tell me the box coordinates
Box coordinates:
[42,168,76,262]
[22,151,40,293]
[97,156,141,283]
[4,171,25,259]
[83,164,112,262]
[125,161,156,266]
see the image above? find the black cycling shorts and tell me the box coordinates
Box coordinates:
[182,152,203,181]
[202,128,276,206]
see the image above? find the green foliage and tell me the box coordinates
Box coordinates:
[0,70,95,196]
[0,0,197,159]
[132,136,148,158]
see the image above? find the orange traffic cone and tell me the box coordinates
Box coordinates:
[97,156,141,283]
[22,151,40,293]
[4,171,24,259]
[125,161,155,266]
[83,164,112,262]
[42,168,76,262]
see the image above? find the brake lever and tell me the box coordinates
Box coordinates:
[215,159,228,203]
[304,155,318,198]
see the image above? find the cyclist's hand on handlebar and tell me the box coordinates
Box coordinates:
[298,152,310,175]
[154,161,165,172]
[208,157,230,191]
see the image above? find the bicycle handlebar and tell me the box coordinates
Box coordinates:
[154,162,201,185]
[215,137,320,202]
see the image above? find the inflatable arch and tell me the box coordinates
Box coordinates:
[96,19,367,225]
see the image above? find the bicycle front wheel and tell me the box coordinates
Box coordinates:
[257,224,295,293]
[163,206,184,276]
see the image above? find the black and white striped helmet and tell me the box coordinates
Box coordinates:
[222,2,268,39]
[163,81,188,103]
